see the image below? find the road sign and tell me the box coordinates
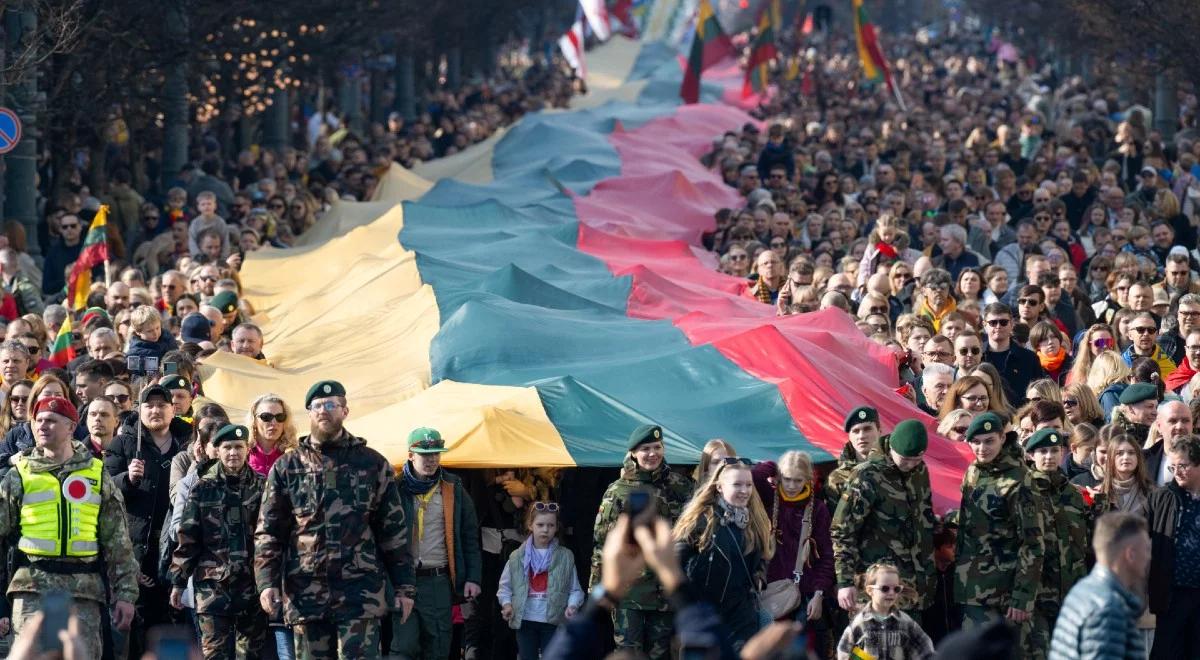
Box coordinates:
[0,108,23,155]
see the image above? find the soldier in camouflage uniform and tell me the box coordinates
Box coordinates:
[1022,428,1087,660]
[0,397,138,659]
[590,424,694,660]
[254,380,414,660]
[825,406,883,511]
[955,412,1045,648]
[169,424,267,658]
[831,419,937,616]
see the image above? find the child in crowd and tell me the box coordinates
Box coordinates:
[497,501,584,660]
[837,562,935,660]
[125,304,178,369]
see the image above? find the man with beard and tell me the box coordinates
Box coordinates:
[255,380,414,659]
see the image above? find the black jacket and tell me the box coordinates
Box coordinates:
[676,515,764,647]
[1147,483,1195,614]
[103,417,192,559]
[984,344,1046,406]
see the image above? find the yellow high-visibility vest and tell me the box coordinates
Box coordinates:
[15,457,103,557]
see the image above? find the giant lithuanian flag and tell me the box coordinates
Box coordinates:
[680,0,733,104]
[852,0,895,94]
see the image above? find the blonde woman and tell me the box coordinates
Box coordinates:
[1024,378,1064,407]
[937,409,974,442]
[1066,324,1118,387]
[1088,351,1132,420]
[674,458,773,649]
[247,393,298,476]
[962,363,1014,414]
[693,439,737,484]
[1063,383,1105,428]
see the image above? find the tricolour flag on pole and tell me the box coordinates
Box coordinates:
[852,0,898,100]
[65,205,109,311]
[579,0,611,41]
[680,0,733,104]
[49,312,75,368]
[742,1,779,98]
[559,9,587,79]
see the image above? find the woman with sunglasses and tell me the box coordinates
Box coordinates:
[674,456,772,650]
[0,378,32,437]
[937,409,974,442]
[247,393,297,477]
[1066,324,1117,387]
[1062,383,1105,430]
[1088,351,1132,420]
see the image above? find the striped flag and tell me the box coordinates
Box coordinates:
[559,8,587,79]
[742,1,779,98]
[852,0,894,94]
[49,312,75,368]
[579,0,611,41]
[65,205,109,311]
[680,0,733,104]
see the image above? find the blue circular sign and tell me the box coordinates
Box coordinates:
[0,109,21,155]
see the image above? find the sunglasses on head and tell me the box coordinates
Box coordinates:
[533,502,560,512]
[717,457,753,467]
[257,412,287,423]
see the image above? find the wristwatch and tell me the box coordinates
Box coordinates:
[589,584,619,611]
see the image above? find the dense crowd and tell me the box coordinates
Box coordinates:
[0,13,1197,660]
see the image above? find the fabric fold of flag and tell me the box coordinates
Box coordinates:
[680,0,733,104]
[66,205,109,311]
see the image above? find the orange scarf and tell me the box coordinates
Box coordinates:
[1039,346,1068,374]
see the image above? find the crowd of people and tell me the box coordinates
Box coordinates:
[0,9,1198,660]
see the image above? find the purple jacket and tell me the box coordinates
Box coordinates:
[752,461,835,594]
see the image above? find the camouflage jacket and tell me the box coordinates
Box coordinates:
[824,442,863,512]
[830,439,937,608]
[589,458,694,610]
[954,439,1045,612]
[168,462,264,614]
[253,431,413,624]
[1029,468,1088,604]
[0,442,139,605]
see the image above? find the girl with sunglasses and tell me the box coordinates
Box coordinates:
[674,457,772,650]
[247,393,298,476]
[1066,324,1117,387]
[835,562,933,660]
[498,501,584,660]
[0,378,32,437]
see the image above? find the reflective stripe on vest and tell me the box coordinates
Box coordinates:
[15,457,103,558]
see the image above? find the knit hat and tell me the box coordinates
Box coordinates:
[32,396,78,424]
[305,380,346,409]
[212,424,249,447]
[1024,428,1065,452]
[844,406,879,432]
[408,427,448,454]
[628,424,663,451]
[889,420,928,457]
[965,412,1003,441]
[1119,382,1158,406]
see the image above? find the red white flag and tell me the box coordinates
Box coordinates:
[559,15,587,79]
[579,0,611,41]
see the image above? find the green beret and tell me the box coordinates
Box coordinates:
[628,424,663,451]
[965,412,1003,441]
[210,291,239,315]
[1025,428,1065,452]
[305,380,346,409]
[1118,382,1158,406]
[844,406,879,432]
[158,375,190,392]
[212,424,248,447]
[889,419,928,457]
[408,427,447,454]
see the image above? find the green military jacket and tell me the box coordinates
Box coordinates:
[0,442,139,605]
[1030,468,1088,604]
[954,438,1045,613]
[169,462,264,614]
[830,438,937,609]
[823,442,863,512]
[589,457,694,610]
[253,431,413,624]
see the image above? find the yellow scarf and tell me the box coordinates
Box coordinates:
[918,296,957,332]
[778,482,812,503]
[414,487,438,540]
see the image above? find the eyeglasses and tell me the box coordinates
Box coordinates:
[770,241,787,248]
[1090,265,1110,273]
[1062,399,1078,408]
[1180,311,1200,319]
[9,395,27,404]
[986,318,1010,327]
[892,273,912,281]
[60,223,80,230]
[109,394,130,403]
[1130,326,1157,335]
[951,426,968,435]
[308,401,343,412]
[533,502,560,512]
[924,350,950,359]
[199,275,216,282]
[257,412,288,423]
[958,346,981,356]
[268,202,285,209]
[1027,396,1043,404]
[1034,215,1051,222]
[730,254,748,261]
[1187,345,1200,353]
[1017,298,1040,306]
[870,585,904,594]
[961,394,989,404]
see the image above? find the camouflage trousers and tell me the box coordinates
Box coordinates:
[961,604,1028,649]
[1022,600,1059,660]
[389,573,453,660]
[612,607,672,660]
[197,611,267,659]
[293,617,381,660]
[12,593,102,660]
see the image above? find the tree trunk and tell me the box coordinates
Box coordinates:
[160,0,189,193]
[263,87,289,152]
[4,3,38,254]
[1155,72,1177,141]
